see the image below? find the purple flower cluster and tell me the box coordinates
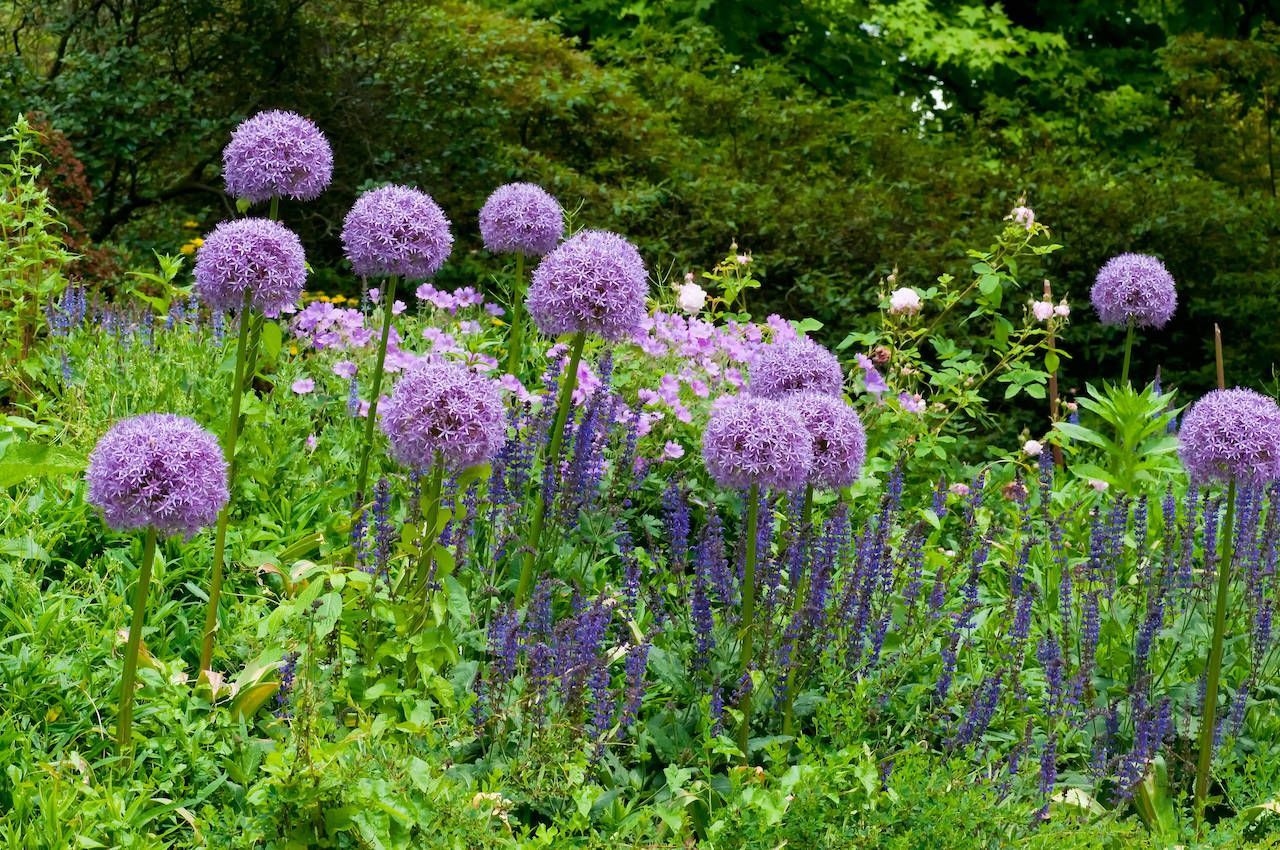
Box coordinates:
[223,110,333,203]
[1091,253,1177,329]
[86,414,229,538]
[702,395,814,491]
[1179,388,1280,484]
[479,183,564,256]
[380,361,506,471]
[342,185,453,279]
[195,218,307,317]
[791,392,866,489]
[748,336,844,399]
[527,230,648,342]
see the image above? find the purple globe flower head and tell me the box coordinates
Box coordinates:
[749,336,844,399]
[792,392,867,489]
[702,394,814,491]
[86,414,229,539]
[1091,253,1177,329]
[223,110,333,203]
[1179,388,1280,484]
[479,182,564,256]
[195,218,307,317]
[527,229,648,342]
[380,361,506,471]
[342,185,454,280]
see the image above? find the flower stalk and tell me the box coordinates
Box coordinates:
[505,253,525,375]
[355,275,399,510]
[119,526,158,751]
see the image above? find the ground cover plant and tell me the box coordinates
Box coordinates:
[5,103,1280,850]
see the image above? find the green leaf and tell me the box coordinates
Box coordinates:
[261,321,283,361]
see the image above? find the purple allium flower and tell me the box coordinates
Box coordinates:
[791,392,867,489]
[702,395,814,491]
[222,110,333,203]
[527,229,648,341]
[1179,388,1280,484]
[341,185,454,279]
[380,361,505,471]
[194,218,307,317]
[1091,253,1177,329]
[749,336,844,399]
[85,414,229,538]
[479,182,564,256]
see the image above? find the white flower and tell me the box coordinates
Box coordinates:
[1023,439,1044,457]
[1031,300,1054,322]
[1010,206,1035,230]
[1089,478,1109,492]
[735,253,752,265]
[1054,300,1070,317]
[676,282,707,314]
[888,287,922,315]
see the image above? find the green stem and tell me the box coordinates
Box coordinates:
[269,196,279,221]
[1120,318,1136,387]
[201,289,253,671]
[354,275,399,511]
[505,253,525,376]
[736,484,761,758]
[781,484,815,738]
[1196,478,1237,829]
[407,457,445,601]
[515,331,586,605]
[119,526,158,752]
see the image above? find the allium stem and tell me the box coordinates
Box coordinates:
[411,456,446,604]
[1120,318,1136,387]
[505,253,525,376]
[119,526,157,752]
[269,196,279,221]
[736,483,761,758]
[355,275,399,511]
[1195,477,1236,828]
[201,289,253,671]
[516,330,586,605]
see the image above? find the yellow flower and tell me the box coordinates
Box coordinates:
[289,344,299,356]
[193,237,204,247]
[491,317,506,327]
[330,294,346,304]
[318,295,330,303]
[180,244,195,255]
[183,219,199,229]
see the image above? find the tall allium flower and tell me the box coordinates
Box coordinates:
[791,392,866,490]
[380,361,506,471]
[194,219,307,318]
[702,395,814,492]
[527,229,648,342]
[1179,388,1280,484]
[479,183,564,256]
[341,185,454,280]
[86,414,229,539]
[223,110,333,203]
[1091,253,1177,329]
[748,336,844,399]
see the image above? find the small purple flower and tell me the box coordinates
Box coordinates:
[194,218,307,317]
[749,336,843,399]
[333,360,357,379]
[527,230,648,342]
[342,185,453,279]
[1179,388,1280,484]
[1091,253,1177,329]
[791,392,866,489]
[85,414,229,538]
[222,110,333,203]
[380,361,506,471]
[291,378,315,395]
[479,182,564,256]
[702,395,814,491]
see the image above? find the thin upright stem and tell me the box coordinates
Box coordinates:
[354,275,400,511]
[1120,318,1136,387]
[119,526,158,752]
[201,289,253,671]
[1196,478,1237,829]
[736,483,761,758]
[413,457,446,601]
[269,196,279,221]
[505,253,525,376]
[515,330,586,605]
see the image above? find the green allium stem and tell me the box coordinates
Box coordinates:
[1120,318,1136,387]
[413,456,446,603]
[505,253,525,376]
[736,483,761,758]
[269,196,279,221]
[201,289,253,671]
[119,526,158,752]
[354,275,399,512]
[516,330,586,605]
[1195,477,1237,828]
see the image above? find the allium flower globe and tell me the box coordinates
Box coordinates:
[86,414,229,539]
[792,392,866,489]
[223,110,333,203]
[749,336,844,400]
[479,182,564,256]
[194,218,307,317]
[1091,253,1177,329]
[380,361,506,471]
[702,395,814,491]
[527,229,648,341]
[1178,388,1280,484]
[342,185,454,279]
